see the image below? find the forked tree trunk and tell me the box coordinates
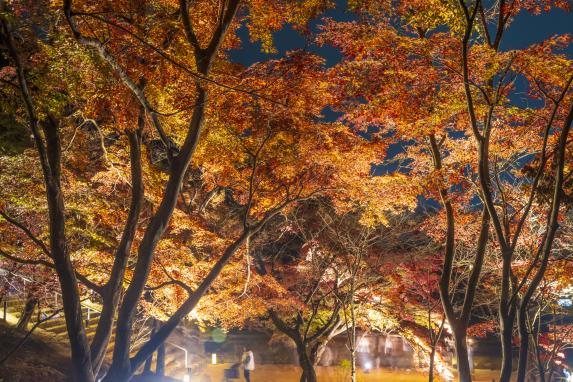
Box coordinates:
[90,127,144,376]
[64,0,241,380]
[297,343,318,382]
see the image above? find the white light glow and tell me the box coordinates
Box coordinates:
[364,361,372,371]
[211,353,217,365]
[183,375,190,382]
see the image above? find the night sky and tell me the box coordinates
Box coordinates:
[229,0,573,206]
[230,0,573,69]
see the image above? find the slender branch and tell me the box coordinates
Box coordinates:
[0,249,52,267]
[460,210,489,323]
[429,134,457,323]
[0,249,104,296]
[145,279,193,294]
[0,16,52,190]
[458,0,484,141]
[510,73,573,253]
[0,212,51,258]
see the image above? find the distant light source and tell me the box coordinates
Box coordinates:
[211,353,217,365]
[183,374,190,382]
[558,298,572,307]
[364,361,372,372]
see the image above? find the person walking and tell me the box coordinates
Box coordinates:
[241,346,255,382]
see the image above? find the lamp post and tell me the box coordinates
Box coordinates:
[167,342,189,380]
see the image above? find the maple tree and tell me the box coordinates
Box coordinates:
[1,1,572,382]
[0,1,413,381]
[321,1,573,382]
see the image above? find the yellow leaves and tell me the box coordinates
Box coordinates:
[399,0,466,35]
[355,173,419,227]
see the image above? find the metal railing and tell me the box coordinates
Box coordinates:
[0,268,101,327]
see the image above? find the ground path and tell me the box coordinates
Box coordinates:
[185,364,504,382]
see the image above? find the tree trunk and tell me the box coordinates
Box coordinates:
[297,343,317,382]
[498,310,515,382]
[104,85,209,382]
[103,316,133,381]
[16,296,37,330]
[54,258,96,382]
[453,327,472,382]
[44,118,96,382]
[156,342,166,376]
[429,345,436,382]
[90,128,144,375]
[350,348,357,382]
[143,352,153,375]
[516,306,529,382]
[2,19,95,382]
[143,319,158,375]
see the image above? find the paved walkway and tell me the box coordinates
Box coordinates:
[183,364,503,382]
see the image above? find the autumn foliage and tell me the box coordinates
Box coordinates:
[0,1,572,382]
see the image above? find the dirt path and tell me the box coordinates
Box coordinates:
[0,321,71,382]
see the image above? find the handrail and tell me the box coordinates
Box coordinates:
[0,268,101,323]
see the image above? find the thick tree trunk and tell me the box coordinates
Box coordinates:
[297,343,317,382]
[453,327,472,382]
[16,296,37,330]
[45,118,96,382]
[64,2,242,380]
[54,258,96,382]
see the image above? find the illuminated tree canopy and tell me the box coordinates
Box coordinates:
[0,1,572,382]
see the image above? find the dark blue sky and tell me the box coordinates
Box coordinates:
[230,1,573,67]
